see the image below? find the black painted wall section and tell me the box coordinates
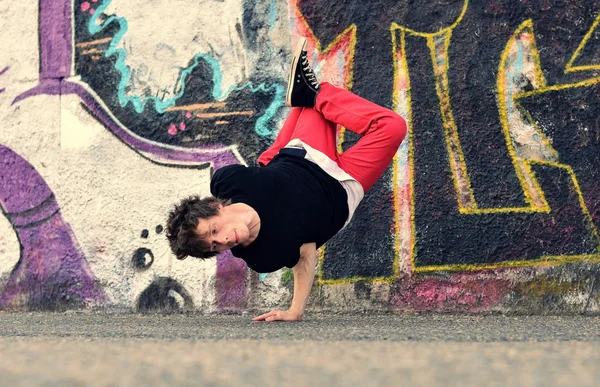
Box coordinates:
[447,1,600,209]
[302,0,600,277]
[518,83,600,233]
[408,31,599,267]
[574,24,600,67]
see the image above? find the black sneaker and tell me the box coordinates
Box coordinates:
[286,37,320,107]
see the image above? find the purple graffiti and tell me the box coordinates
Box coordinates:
[0,145,105,309]
[216,250,248,311]
[12,79,61,104]
[40,0,71,79]
[13,0,242,170]
[61,80,242,169]
[7,0,250,310]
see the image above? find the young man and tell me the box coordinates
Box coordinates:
[166,37,407,321]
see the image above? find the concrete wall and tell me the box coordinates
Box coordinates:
[1,0,600,313]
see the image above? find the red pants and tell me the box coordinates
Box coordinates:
[258,83,407,192]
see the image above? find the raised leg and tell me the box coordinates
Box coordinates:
[257,107,339,166]
[257,107,302,166]
[315,82,407,192]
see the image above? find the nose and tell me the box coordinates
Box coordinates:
[215,234,229,245]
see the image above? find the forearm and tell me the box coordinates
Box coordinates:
[289,242,317,317]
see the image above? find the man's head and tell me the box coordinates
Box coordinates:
[166,195,250,259]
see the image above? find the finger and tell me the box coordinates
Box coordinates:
[252,311,276,321]
[253,311,274,320]
[265,312,282,322]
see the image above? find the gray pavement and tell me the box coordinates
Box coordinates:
[0,312,599,386]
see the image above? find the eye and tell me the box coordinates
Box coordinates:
[212,228,217,235]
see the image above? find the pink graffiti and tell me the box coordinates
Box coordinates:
[186,112,192,119]
[168,123,177,136]
[81,2,90,11]
[391,275,510,312]
[179,122,186,131]
[89,8,95,15]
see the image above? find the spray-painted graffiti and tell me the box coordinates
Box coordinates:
[0,145,105,309]
[0,89,224,310]
[70,0,288,308]
[1,0,293,311]
[2,0,600,313]
[292,0,600,280]
[73,0,288,164]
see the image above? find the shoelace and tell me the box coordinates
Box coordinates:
[301,53,319,88]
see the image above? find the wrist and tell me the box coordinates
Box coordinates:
[288,307,304,318]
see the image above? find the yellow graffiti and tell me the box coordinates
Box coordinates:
[389,0,469,38]
[428,33,478,210]
[515,76,600,99]
[396,19,600,272]
[418,254,600,273]
[391,29,411,279]
[495,20,547,211]
[565,11,600,73]
[295,0,600,282]
[416,159,600,272]
[406,20,553,215]
[292,11,359,284]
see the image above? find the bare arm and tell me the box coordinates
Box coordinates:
[252,242,317,322]
[289,242,317,318]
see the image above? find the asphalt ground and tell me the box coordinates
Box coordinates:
[0,313,598,386]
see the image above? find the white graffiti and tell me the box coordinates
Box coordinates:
[104,0,250,101]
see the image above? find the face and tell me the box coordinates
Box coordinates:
[195,206,250,253]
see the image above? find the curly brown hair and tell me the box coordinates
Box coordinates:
[165,195,229,259]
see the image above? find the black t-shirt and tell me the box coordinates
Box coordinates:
[210,152,349,273]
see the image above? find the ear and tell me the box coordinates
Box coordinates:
[217,203,224,211]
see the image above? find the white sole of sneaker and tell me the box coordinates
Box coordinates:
[285,37,308,107]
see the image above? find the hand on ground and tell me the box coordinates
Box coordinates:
[252,309,302,322]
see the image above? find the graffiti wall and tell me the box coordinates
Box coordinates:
[1,0,600,313]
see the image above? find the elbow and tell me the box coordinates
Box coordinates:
[297,242,317,267]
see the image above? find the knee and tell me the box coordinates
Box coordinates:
[378,113,407,147]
